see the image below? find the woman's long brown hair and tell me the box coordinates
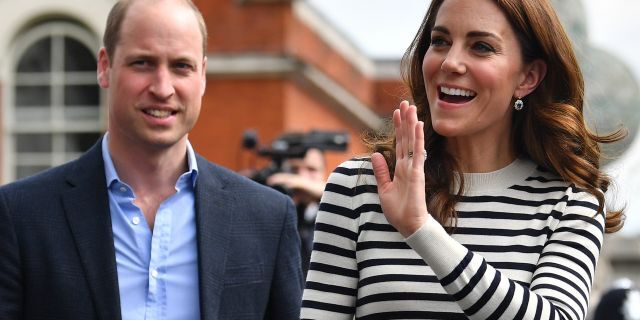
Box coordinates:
[366,0,625,233]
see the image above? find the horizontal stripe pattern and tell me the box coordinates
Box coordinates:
[301,158,604,319]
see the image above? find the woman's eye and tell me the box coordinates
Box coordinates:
[472,42,495,53]
[429,37,448,47]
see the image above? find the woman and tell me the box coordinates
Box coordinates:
[300,0,624,319]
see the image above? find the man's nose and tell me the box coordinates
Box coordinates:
[149,66,175,99]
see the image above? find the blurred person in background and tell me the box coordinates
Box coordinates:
[593,279,640,320]
[268,148,327,275]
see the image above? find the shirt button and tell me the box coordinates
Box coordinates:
[119,186,127,193]
[132,216,140,225]
[151,269,158,278]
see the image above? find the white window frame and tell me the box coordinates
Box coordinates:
[3,21,106,182]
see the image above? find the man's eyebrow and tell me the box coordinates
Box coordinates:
[124,53,155,60]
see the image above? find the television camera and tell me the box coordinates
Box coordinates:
[242,129,349,192]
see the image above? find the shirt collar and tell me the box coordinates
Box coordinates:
[101,133,199,188]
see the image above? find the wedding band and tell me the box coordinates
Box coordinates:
[408,151,414,158]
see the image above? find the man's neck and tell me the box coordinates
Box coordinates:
[107,135,190,230]
[108,136,189,195]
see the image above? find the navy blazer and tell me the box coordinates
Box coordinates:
[0,140,303,319]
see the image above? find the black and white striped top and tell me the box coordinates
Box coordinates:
[301,157,604,320]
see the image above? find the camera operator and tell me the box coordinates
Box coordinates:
[241,130,347,274]
[266,148,326,275]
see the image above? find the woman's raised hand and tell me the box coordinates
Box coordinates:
[371,101,429,237]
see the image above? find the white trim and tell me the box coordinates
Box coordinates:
[299,65,383,130]
[292,1,377,78]
[0,0,112,71]
[373,59,403,80]
[206,54,299,76]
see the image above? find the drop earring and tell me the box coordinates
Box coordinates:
[514,98,524,111]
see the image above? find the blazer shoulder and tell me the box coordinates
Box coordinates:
[0,140,104,197]
[195,155,293,204]
[0,160,75,195]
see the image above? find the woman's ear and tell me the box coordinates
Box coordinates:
[515,59,547,98]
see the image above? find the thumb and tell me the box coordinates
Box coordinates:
[371,152,392,191]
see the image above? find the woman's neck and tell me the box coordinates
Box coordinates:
[446,134,516,173]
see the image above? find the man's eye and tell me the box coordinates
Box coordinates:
[175,63,193,70]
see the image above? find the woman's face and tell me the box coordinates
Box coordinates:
[422,0,529,143]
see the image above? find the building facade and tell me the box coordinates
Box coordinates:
[0,0,405,183]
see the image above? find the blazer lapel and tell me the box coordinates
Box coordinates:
[194,156,234,320]
[62,141,121,320]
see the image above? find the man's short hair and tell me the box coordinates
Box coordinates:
[102,0,208,60]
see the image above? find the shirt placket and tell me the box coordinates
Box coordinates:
[145,203,173,320]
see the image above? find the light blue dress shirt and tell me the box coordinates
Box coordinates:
[102,135,200,320]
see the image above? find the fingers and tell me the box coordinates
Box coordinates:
[394,101,421,161]
[405,105,418,158]
[413,121,426,169]
[394,101,412,160]
[371,152,392,191]
[393,108,402,161]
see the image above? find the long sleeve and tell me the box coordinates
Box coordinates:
[406,188,603,320]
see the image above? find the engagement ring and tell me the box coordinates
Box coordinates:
[407,150,428,159]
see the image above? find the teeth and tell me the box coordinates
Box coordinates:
[145,109,172,118]
[440,86,476,97]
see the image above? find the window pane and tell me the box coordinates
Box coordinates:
[17,165,50,179]
[15,107,52,122]
[16,133,52,152]
[64,85,99,106]
[65,133,101,152]
[64,37,96,71]
[64,106,101,121]
[17,38,51,72]
[15,85,51,106]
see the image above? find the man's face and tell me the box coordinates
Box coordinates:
[287,149,325,182]
[97,0,207,151]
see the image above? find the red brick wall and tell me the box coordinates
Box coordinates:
[190,77,287,170]
[286,14,375,106]
[374,80,411,116]
[197,0,290,54]
[191,0,405,173]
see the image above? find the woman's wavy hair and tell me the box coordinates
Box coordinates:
[366,0,625,233]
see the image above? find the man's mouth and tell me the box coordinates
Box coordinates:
[143,109,176,118]
[438,86,476,104]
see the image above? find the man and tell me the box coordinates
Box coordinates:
[0,0,303,319]
[266,148,326,274]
